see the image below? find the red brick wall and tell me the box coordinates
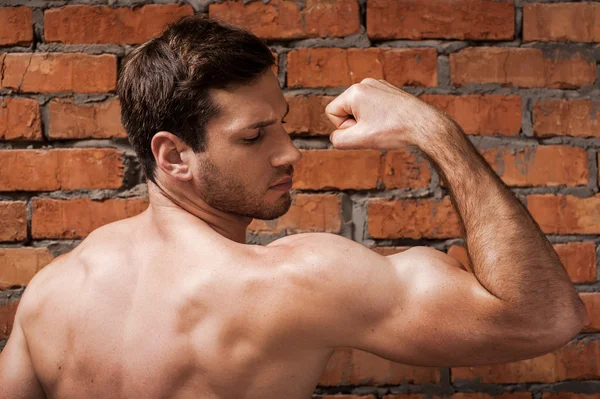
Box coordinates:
[1,1,599,398]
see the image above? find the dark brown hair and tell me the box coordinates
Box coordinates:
[117,15,275,184]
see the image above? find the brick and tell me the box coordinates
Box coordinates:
[210,0,359,40]
[420,94,521,136]
[533,98,600,139]
[48,98,127,139]
[0,149,124,191]
[294,150,381,190]
[479,146,588,187]
[543,393,600,399]
[0,7,33,46]
[452,339,600,383]
[581,294,600,333]
[367,197,462,239]
[448,242,597,283]
[0,201,26,242]
[524,3,600,43]
[554,242,597,283]
[248,194,341,235]
[1,53,117,93]
[528,194,600,235]
[318,347,439,386]
[0,248,53,290]
[287,48,437,88]
[450,48,595,88]
[0,297,19,340]
[285,95,334,136]
[31,197,149,239]
[44,4,193,45]
[382,149,431,189]
[370,246,412,256]
[0,97,42,140]
[367,0,514,40]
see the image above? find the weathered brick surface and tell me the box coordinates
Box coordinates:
[528,194,600,235]
[0,247,54,290]
[285,95,334,136]
[581,293,600,332]
[367,0,514,40]
[420,94,521,136]
[382,149,431,189]
[210,0,359,40]
[48,98,127,139]
[479,146,589,187]
[450,48,596,88]
[0,7,33,46]
[294,150,381,190]
[533,98,600,139]
[44,4,193,44]
[248,194,341,235]
[0,97,42,140]
[319,347,439,386]
[452,339,600,383]
[0,297,19,340]
[524,3,600,43]
[1,53,117,93]
[0,201,27,242]
[32,197,149,239]
[288,48,437,88]
[367,197,462,239]
[448,242,597,283]
[0,149,124,191]
[554,242,597,283]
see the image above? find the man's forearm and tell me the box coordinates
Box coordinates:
[417,122,586,326]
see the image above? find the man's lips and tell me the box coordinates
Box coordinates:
[270,176,293,187]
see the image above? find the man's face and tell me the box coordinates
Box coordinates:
[191,69,302,220]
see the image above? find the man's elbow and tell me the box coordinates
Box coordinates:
[531,298,588,353]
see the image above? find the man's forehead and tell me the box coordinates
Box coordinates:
[208,84,287,131]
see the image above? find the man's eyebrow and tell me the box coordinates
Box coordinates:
[241,102,290,131]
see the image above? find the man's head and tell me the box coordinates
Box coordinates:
[117,15,302,220]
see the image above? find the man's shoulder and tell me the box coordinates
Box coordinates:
[266,232,384,267]
[266,232,360,256]
[14,251,79,328]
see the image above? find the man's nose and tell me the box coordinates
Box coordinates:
[270,129,302,168]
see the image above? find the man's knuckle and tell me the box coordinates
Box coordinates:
[361,77,378,85]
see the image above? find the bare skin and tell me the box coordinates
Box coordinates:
[0,72,587,399]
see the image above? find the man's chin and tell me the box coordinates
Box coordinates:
[252,192,293,220]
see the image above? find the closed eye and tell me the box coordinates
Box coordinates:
[243,130,264,144]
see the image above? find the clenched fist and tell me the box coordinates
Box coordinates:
[325,78,453,150]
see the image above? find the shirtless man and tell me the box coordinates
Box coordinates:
[0,15,587,399]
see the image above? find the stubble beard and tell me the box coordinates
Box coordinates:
[199,160,293,220]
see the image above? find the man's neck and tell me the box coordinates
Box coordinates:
[146,180,252,244]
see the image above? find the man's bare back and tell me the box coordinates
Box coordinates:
[15,209,339,399]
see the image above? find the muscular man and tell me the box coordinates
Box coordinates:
[0,15,586,399]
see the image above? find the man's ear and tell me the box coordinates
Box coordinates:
[151,131,193,181]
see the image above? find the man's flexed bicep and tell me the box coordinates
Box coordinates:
[273,233,575,367]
